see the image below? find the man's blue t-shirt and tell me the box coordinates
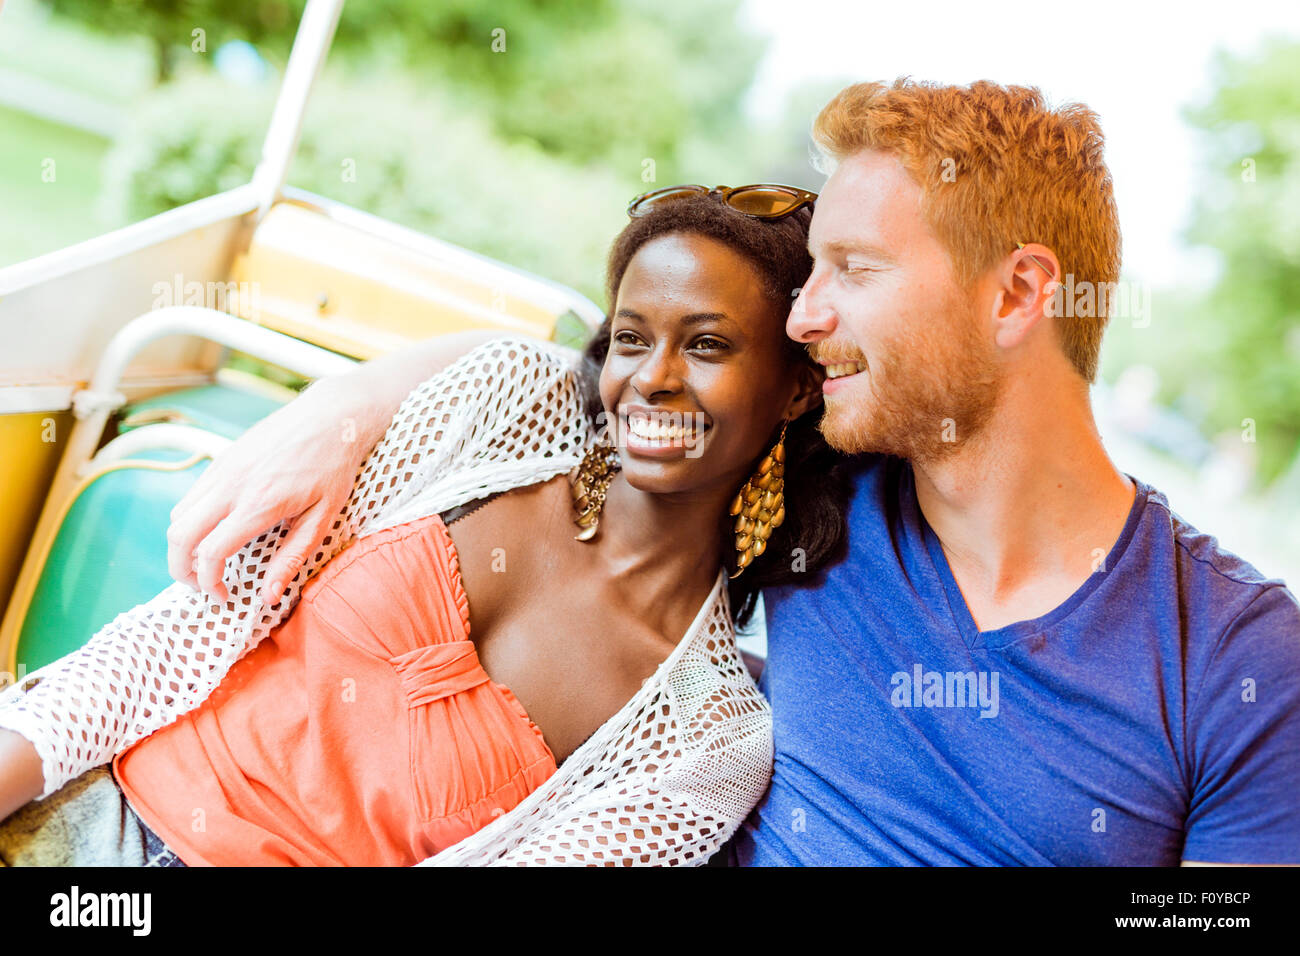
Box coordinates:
[734,454,1300,865]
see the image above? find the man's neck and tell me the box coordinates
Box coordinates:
[911,375,1135,633]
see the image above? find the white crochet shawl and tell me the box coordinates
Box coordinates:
[0,336,773,866]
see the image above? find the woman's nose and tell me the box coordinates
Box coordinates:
[632,346,683,397]
[787,269,837,344]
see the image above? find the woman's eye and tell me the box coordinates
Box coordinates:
[693,336,728,352]
[612,330,643,347]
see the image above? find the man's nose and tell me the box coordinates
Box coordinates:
[787,268,836,344]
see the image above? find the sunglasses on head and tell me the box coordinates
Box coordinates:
[627,183,818,220]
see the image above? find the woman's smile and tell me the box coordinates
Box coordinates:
[619,405,713,458]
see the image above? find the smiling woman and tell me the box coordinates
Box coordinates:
[580,191,852,629]
[0,187,851,866]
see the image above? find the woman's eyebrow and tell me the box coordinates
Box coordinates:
[615,309,731,325]
[679,312,730,325]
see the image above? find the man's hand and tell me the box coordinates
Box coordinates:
[165,329,509,606]
[166,377,388,606]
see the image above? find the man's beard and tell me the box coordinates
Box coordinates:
[817,301,1003,463]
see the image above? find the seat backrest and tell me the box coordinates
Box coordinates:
[227,201,592,359]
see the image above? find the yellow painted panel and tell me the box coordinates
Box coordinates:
[229,204,558,359]
[0,410,72,627]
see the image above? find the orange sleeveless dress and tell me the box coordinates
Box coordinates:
[111,513,558,866]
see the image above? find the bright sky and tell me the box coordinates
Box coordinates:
[741,0,1300,289]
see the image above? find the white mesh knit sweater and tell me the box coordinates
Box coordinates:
[0,336,773,866]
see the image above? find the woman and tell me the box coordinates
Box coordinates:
[0,186,849,866]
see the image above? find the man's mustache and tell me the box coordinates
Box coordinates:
[805,342,868,365]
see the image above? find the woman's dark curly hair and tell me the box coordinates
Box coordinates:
[575,193,850,629]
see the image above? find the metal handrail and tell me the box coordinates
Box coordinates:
[250,0,345,223]
[0,306,356,664]
[73,305,356,420]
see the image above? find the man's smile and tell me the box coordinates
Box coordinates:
[813,356,869,394]
[825,361,868,379]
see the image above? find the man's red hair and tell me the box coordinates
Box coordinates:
[813,78,1123,382]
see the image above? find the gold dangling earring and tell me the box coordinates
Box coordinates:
[571,441,618,541]
[728,420,787,579]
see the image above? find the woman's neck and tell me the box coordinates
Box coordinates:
[586,470,730,630]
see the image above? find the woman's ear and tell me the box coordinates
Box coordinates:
[784,360,825,421]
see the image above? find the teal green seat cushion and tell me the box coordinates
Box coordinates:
[118,383,288,441]
[17,448,214,673]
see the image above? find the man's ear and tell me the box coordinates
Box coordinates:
[992,243,1060,349]
[784,360,825,421]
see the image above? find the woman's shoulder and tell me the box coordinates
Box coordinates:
[362,335,593,534]
[452,334,584,386]
[397,334,585,426]
[438,334,589,441]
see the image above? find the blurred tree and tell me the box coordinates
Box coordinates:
[1176,37,1300,485]
[72,0,772,306]
[101,70,629,305]
[41,0,306,82]
[338,0,765,177]
[40,0,763,179]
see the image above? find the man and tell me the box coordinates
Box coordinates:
[732,79,1300,865]
[163,79,1299,866]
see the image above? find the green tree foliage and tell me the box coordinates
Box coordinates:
[101,71,630,305]
[41,0,306,81]
[1178,38,1300,485]
[329,0,764,175]
[40,0,764,176]
[76,0,769,309]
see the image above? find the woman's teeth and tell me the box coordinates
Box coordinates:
[826,361,868,379]
[626,416,707,441]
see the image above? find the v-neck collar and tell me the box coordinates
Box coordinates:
[904,463,1150,649]
[665,566,729,663]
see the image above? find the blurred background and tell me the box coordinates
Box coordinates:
[1,0,1297,585]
